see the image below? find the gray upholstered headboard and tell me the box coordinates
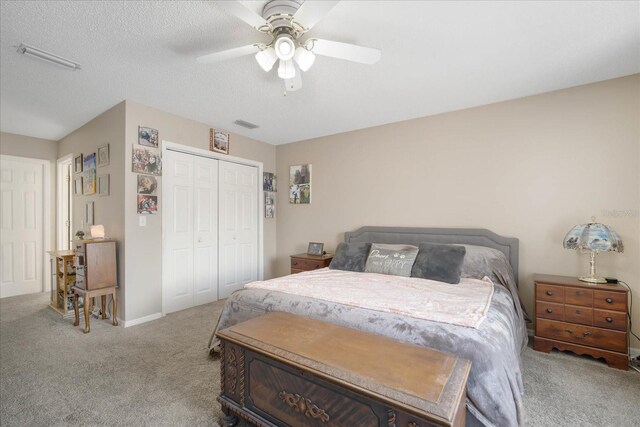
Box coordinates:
[344,226,519,281]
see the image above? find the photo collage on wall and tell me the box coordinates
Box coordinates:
[73,144,111,226]
[135,126,161,215]
[263,172,276,219]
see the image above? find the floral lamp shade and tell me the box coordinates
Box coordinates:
[563,217,624,283]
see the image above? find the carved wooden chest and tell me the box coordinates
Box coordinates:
[216,312,470,427]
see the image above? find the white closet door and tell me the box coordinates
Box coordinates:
[0,156,44,298]
[218,161,258,299]
[193,157,218,305]
[163,151,195,313]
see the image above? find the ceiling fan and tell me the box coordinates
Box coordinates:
[197,0,382,92]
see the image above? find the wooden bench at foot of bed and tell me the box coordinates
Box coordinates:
[216,312,471,427]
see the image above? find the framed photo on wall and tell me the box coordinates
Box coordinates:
[85,202,94,225]
[138,126,159,148]
[210,128,230,155]
[74,154,83,174]
[73,176,83,195]
[98,144,110,167]
[289,164,311,204]
[98,174,109,196]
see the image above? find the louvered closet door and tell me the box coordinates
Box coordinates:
[218,161,258,299]
[0,156,44,298]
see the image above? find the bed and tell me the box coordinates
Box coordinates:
[210,226,528,427]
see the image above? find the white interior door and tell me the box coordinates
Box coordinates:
[219,161,258,299]
[1,156,44,298]
[163,151,195,313]
[193,156,218,305]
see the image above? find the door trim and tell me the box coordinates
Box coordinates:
[0,154,51,294]
[161,141,264,315]
[56,154,73,250]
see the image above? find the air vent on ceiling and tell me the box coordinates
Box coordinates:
[234,119,259,129]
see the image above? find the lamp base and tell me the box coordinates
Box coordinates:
[579,275,607,284]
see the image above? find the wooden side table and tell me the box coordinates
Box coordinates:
[290,253,334,274]
[533,274,629,370]
[72,286,119,333]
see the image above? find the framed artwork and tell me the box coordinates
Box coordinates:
[307,242,324,256]
[289,164,311,204]
[83,153,97,195]
[265,191,275,205]
[98,174,109,196]
[132,146,162,176]
[74,154,83,174]
[211,128,230,155]
[265,204,275,219]
[263,172,276,191]
[138,126,159,147]
[73,176,83,195]
[137,174,158,195]
[85,202,94,225]
[98,144,110,167]
[137,194,158,215]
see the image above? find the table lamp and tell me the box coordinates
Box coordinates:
[563,217,623,284]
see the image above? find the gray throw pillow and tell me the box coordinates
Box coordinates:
[364,244,419,277]
[329,242,372,272]
[411,242,466,284]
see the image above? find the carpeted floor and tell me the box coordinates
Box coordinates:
[1,292,638,426]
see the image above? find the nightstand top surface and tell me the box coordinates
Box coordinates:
[291,253,334,260]
[533,273,627,291]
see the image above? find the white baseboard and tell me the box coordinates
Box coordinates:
[120,312,163,328]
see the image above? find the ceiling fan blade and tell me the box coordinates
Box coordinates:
[293,1,340,31]
[309,39,381,65]
[217,1,269,30]
[196,44,261,64]
[284,68,302,92]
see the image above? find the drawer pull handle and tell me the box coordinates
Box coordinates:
[565,329,573,334]
[576,291,582,296]
[292,261,298,266]
[279,390,330,423]
[606,298,613,304]
[546,291,554,296]
[546,308,553,314]
[583,331,591,337]
[606,317,613,323]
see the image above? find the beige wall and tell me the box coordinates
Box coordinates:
[57,102,127,313]
[0,132,59,251]
[275,75,640,347]
[123,101,276,321]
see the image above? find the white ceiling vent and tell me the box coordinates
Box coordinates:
[234,119,259,129]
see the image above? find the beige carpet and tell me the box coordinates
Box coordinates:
[1,292,638,426]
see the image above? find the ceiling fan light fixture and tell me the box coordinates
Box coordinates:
[277,59,296,79]
[274,34,295,60]
[293,46,315,72]
[255,47,278,72]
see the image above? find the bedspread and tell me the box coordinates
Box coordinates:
[210,276,527,427]
[245,268,494,328]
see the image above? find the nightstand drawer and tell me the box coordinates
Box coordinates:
[537,319,627,353]
[563,305,592,326]
[536,284,564,303]
[564,288,593,306]
[593,291,626,311]
[536,301,563,321]
[593,309,627,331]
[291,258,326,270]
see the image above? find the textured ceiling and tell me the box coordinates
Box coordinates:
[1,1,639,145]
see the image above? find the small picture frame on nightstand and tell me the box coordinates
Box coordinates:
[307,242,324,256]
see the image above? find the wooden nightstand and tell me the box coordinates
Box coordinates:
[290,253,333,274]
[533,274,629,370]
